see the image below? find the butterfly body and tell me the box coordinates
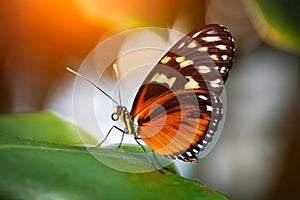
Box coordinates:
[108,24,234,163]
[114,105,140,138]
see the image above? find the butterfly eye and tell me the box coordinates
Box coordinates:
[111,113,119,121]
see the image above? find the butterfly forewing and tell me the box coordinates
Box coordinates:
[131,24,234,108]
[130,24,234,162]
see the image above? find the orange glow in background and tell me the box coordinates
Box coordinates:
[0,0,206,112]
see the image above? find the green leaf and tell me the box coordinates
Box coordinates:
[0,112,228,199]
[0,136,227,200]
[249,0,300,53]
[0,112,98,145]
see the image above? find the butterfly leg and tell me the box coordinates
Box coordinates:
[93,125,125,148]
[134,138,164,174]
[117,131,126,149]
[151,150,166,169]
[135,137,164,167]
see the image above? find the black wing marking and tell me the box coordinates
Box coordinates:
[131,24,234,112]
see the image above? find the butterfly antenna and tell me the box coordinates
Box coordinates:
[113,63,122,105]
[66,67,119,106]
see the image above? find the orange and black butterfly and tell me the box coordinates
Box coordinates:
[68,24,234,164]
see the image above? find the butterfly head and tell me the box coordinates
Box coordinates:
[111,105,123,121]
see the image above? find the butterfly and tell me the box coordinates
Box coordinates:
[68,24,234,164]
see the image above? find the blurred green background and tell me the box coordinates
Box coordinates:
[0,0,299,199]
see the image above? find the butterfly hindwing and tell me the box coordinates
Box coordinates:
[130,24,234,162]
[133,89,223,162]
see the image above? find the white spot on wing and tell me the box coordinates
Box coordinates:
[216,44,227,50]
[188,41,197,48]
[192,149,199,153]
[198,65,211,74]
[210,54,218,60]
[178,42,185,49]
[150,73,176,88]
[179,155,185,159]
[184,76,199,89]
[198,47,208,52]
[210,78,222,88]
[186,152,192,157]
[207,30,215,34]
[206,105,213,111]
[160,56,172,64]
[221,55,228,60]
[199,95,208,100]
[180,60,194,68]
[175,56,185,63]
[202,36,221,42]
[192,31,201,38]
[220,66,227,73]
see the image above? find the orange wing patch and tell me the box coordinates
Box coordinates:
[141,108,209,156]
[132,89,213,157]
